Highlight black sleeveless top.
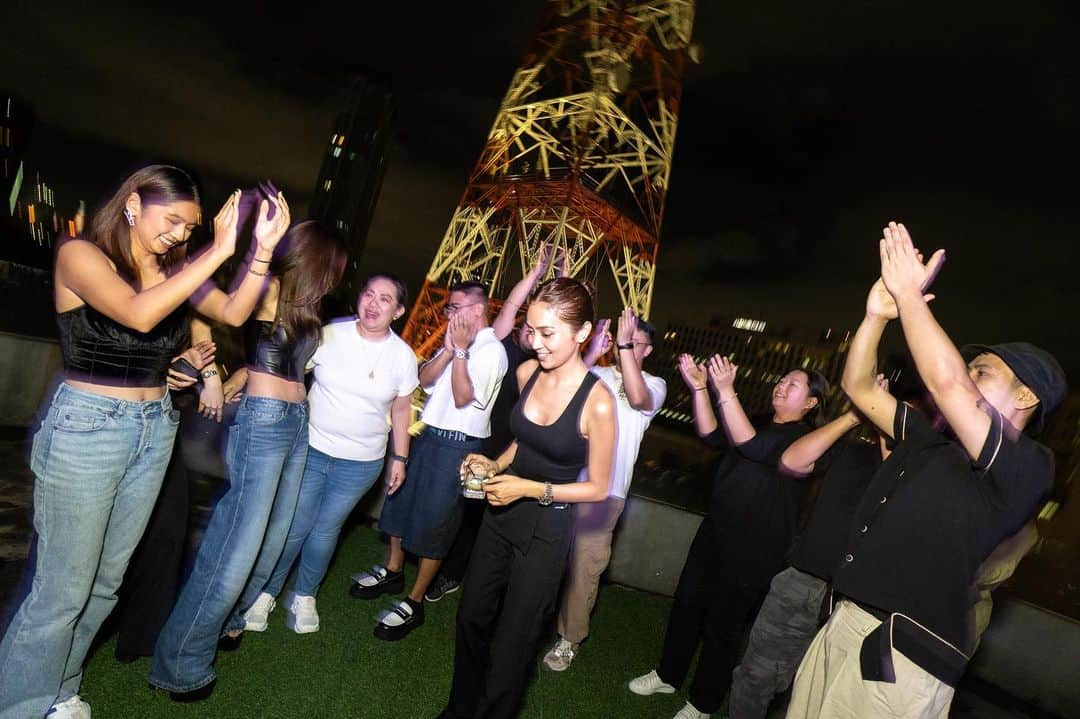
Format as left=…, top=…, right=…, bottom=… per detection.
left=487, top=368, right=601, bottom=551
left=244, top=320, right=317, bottom=381
left=57, top=303, right=189, bottom=387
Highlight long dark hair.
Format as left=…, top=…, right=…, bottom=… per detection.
left=794, top=368, right=830, bottom=428
left=87, top=165, right=200, bottom=283
left=272, top=220, right=347, bottom=342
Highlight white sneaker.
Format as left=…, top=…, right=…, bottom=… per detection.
left=628, top=669, right=676, bottom=695
left=242, top=592, right=276, bottom=632
left=285, top=593, right=320, bottom=634
left=542, top=637, right=578, bottom=671
left=47, top=695, right=91, bottom=718
left=672, top=701, right=709, bottom=719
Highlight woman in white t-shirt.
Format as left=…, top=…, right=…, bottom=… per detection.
left=241, top=274, right=419, bottom=634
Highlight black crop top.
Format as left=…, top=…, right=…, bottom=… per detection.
left=244, top=320, right=317, bottom=381
left=57, top=303, right=189, bottom=387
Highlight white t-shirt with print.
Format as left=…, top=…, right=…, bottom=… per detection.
left=307, top=318, right=419, bottom=461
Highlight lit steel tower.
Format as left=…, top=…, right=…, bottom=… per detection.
left=403, top=0, right=696, bottom=357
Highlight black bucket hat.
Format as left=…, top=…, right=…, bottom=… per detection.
left=960, top=342, right=1067, bottom=435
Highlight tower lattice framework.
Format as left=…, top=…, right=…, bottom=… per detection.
left=403, top=0, right=696, bottom=358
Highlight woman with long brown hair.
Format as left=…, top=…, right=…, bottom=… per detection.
left=0, top=165, right=290, bottom=719
left=150, top=219, right=347, bottom=702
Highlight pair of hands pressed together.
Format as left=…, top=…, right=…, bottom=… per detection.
left=866, top=221, right=945, bottom=321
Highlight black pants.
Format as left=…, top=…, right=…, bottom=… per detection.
left=657, top=519, right=769, bottom=714
left=441, top=498, right=485, bottom=582
left=112, top=451, right=190, bottom=659
left=446, top=510, right=573, bottom=719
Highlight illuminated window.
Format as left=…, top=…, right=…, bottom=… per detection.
left=331, top=133, right=338, bottom=145
left=337, top=135, right=346, bottom=146
left=332, top=147, right=342, bottom=158
left=323, top=179, right=332, bottom=191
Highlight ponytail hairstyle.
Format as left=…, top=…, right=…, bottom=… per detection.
left=272, top=220, right=348, bottom=342
left=531, top=276, right=596, bottom=334
left=88, top=164, right=200, bottom=282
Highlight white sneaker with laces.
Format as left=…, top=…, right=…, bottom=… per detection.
left=285, top=593, right=320, bottom=634
left=672, top=701, right=709, bottom=719
left=47, top=695, right=91, bottom=718
left=628, top=669, right=676, bottom=695
left=242, top=592, right=276, bottom=632
left=542, top=637, right=578, bottom=671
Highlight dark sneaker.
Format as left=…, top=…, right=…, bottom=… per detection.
left=349, top=564, right=404, bottom=599
left=424, top=575, right=461, bottom=602
left=374, top=597, right=424, bottom=641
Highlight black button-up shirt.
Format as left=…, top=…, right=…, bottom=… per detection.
left=832, top=403, right=1053, bottom=654
left=705, top=417, right=812, bottom=587
left=789, top=438, right=882, bottom=581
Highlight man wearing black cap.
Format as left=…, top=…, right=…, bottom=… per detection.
left=786, top=222, right=1066, bottom=719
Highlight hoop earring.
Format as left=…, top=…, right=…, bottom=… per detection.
left=123, top=208, right=135, bottom=227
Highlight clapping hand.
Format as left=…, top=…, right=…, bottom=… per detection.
left=707, top=354, right=738, bottom=392
left=615, top=307, right=637, bottom=347
left=211, top=190, right=242, bottom=259
left=586, top=318, right=613, bottom=359
left=677, top=353, right=707, bottom=391
left=253, top=189, right=291, bottom=255
left=868, top=221, right=944, bottom=319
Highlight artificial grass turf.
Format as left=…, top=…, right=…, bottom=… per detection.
left=78, top=524, right=694, bottom=718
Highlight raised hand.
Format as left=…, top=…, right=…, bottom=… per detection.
left=211, top=190, right=242, bottom=258
left=878, top=221, right=944, bottom=304
left=615, top=307, right=637, bottom=347
left=586, top=318, right=613, bottom=359
left=707, top=354, right=738, bottom=392
left=677, top=353, right=707, bottom=391
left=253, top=190, right=292, bottom=254
left=555, top=247, right=570, bottom=278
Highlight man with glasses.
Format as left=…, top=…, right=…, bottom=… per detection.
left=543, top=307, right=666, bottom=671
left=350, top=281, right=507, bottom=642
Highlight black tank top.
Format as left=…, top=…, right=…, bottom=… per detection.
left=508, top=368, right=598, bottom=484
left=244, top=319, right=317, bottom=381
left=487, top=368, right=600, bottom=551
left=57, top=303, right=189, bottom=387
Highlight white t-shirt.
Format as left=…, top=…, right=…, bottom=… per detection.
left=307, top=319, right=419, bottom=461
left=591, top=365, right=666, bottom=499
left=420, top=326, right=507, bottom=438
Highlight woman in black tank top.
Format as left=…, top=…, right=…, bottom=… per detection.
left=441, top=277, right=617, bottom=719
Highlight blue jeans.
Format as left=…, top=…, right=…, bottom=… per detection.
left=149, top=396, right=308, bottom=693
left=0, top=383, right=178, bottom=718
left=263, top=447, right=383, bottom=598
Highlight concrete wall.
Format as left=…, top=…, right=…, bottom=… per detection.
left=0, top=332, right=61, bottom=427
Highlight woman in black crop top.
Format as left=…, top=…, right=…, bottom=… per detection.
left=0, top=166, right=291, bottom=719
left=627, top=355, right=829, bottom=719
left=150, top=220, right=347, bottom=701
left=439, top=277, right=616, bottom=719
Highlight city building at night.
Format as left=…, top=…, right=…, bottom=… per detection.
left=309, top=77, right=394, bottom=316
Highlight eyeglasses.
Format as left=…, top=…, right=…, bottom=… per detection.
left=443, top=301, right=483, bottom=316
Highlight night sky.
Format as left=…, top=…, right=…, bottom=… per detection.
left=3, top=1, right=1078, bottom=375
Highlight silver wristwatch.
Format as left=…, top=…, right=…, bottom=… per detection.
left=538, top=481, right=554, bottom=506
left=453, top=348, right=470, bottom=360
